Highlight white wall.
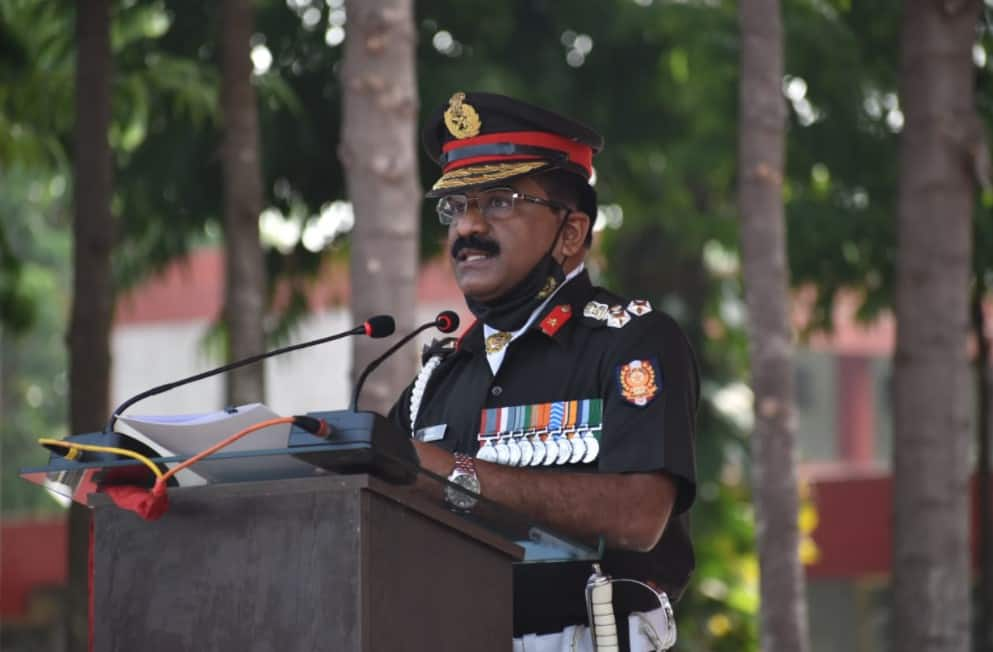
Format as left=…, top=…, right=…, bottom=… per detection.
left=111, top=302, right=459, bottom=419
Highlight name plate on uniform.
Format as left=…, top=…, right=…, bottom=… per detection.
left=414, top=423, right=447, bottom=442
left=476, top=399, right=602, bottom=467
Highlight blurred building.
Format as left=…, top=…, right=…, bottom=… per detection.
left=796, top=290, right=990, bottom=652
left=793, top=292, right=898, bottom=652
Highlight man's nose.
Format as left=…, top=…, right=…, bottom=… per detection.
left=451, top=202, right=489, bottom=237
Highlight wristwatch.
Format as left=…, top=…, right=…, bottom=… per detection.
left=444, top=453, right=481, bottom=512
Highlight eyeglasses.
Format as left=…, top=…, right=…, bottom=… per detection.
left=436, top=186, right=570, bottom=225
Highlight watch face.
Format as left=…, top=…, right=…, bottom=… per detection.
left=445, top=472, right=480, bottom=510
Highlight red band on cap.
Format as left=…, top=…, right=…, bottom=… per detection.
left=442, top=131, right=593, bottom=177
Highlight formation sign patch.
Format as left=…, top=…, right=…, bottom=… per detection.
left=617, top=358, right=661, bottom=406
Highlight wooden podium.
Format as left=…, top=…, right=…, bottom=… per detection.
left=89, top=474, right=523, bottom=652
left=21, top=411, right=599, bottom=651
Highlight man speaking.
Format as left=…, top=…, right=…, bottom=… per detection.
left=389, top=91, right=699, bottom=651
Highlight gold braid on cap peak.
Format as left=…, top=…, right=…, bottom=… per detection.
left=432, top=161, right=549, bottom=191
left=443, top=92, right=482, bottom=139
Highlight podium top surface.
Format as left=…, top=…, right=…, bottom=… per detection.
left=22, top=440, right=602, bottom=564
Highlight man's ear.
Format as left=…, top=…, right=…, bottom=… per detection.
left=559, top=211, right=591, bottom=257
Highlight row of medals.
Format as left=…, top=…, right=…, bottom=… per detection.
left=477, top=426, right=601, bottom=466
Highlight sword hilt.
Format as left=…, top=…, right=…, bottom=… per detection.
left=585, top=563, right=619, bottom=652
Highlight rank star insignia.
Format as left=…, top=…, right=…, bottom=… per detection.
left=617, top=358, right=661, bottom=406
left=583, top=301, right=609, bottom=321
left=443, top=92, right=482, bottom=139
left=606, top=305, right=631, bottom=329
left=626, top=299, right=653, bottom=316
left=485, top=331, right=513, bottom=353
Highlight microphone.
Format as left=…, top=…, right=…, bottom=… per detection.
left=350, top=310, right=460, bottom=412
left=363, top=315, right=397, bottom=338
left=434, top=310, right=459, bottom=334
left=107, top=315, right=396, bottom=433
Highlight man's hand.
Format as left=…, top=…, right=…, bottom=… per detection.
left=411, top=440, right=676, bottom=552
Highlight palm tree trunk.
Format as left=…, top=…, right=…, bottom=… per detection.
left=340, top=0, right=420, bottom=415
left=67, top=1, right=114, bottom=649
left=220, top=0, right=266, bottom=405
left=974, top=278, right=993, bottom=652
left=892, top=2, right=979, bottom=651
left=738, top=1, right=810, bottom=650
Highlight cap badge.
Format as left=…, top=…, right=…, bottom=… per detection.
left=444, top=92, right=481, bottom=139
left=617, top=358, right=661, bottom=407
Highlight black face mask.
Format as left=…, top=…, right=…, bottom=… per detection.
left=456, top=216, right=569, bottom=332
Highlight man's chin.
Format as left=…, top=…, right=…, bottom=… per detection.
left=455, top=275, right=503, bottom=304
left=455, top=268, right=499, bottom=301
left=458, top=284, right=502, bottom=304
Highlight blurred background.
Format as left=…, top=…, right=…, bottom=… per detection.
left=1, top=1, right=991, bottom=651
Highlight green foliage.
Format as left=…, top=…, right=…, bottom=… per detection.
left=783, top=0, right=903, bottom=331
left=0, top=0, right=73, bottom=171
left=0, top=219, right=37, bottom=334
left=0, top=167, right=71, bottom=515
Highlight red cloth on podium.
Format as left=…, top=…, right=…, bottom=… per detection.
left=100, top=484, right=168, bottom=520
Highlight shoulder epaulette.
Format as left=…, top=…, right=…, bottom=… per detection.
left=580, top=293, right=654, bottom=330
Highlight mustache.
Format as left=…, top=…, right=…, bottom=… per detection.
left=451, top=234, right=500, bottom=259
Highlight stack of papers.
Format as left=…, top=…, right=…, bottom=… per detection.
left=117, top=403, right=318, bottom=484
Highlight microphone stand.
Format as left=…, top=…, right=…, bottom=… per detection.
left=108, top=319, right=392, bottom=433
left=350, top=322, right=438, bottom=412
left=350, top=312, right=459, bottom=412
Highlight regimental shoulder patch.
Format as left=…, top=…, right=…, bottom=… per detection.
left=606, top=305, right=631, bottom=329
left=617, top=358, right=662, bottom=406
left=626, top=299, right=653, bottom=317
left=540, top=304, right=573, bottom=336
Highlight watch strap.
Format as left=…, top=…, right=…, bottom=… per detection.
left=453, top=452, right=476, bottom=476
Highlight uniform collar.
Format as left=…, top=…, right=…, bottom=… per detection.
left=456, top=268, right=593, bottom=354
left=528, top=268, right=595, bottom=346
left=458, top=268, right=595, bottom=355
